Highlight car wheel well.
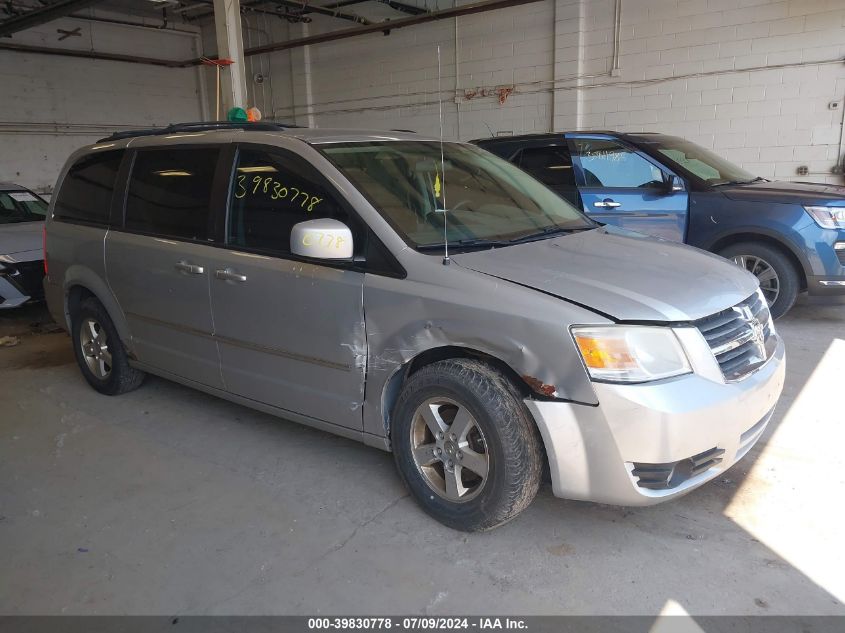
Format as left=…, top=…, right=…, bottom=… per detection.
left=383, top=346, right=550, bottom=476
left=66, top=285, right=97, bottom=322
left=710, top=233, right=807, bottom=291
left=406, top=346, right=532, bottom=396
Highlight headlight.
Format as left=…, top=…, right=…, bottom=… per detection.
left=804, top=206, right=845, bottom=229
left=572, top=325, right=691, bottom=383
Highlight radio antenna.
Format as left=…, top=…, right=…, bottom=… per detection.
left=437, top=45, right=450, bottom=266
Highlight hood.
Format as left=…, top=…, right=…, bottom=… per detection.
left=451, top=227, right=758, bottom=322
left=718, top=180, right=845, bottom=205
left=0, top=221, right=44, bottom=259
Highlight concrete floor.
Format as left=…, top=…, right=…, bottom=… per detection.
left=1, top=301, right=844, bottom=616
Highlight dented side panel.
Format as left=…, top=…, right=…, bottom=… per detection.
left=362, top=259, right=610, bottom=440
left=209, top=249, right=367, bottom=430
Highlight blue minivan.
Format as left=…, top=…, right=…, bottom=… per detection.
left=473, top=132, right=845, bottom=318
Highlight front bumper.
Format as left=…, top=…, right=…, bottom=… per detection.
left=0, top=256, right=45, bottom=309
left=526, top=337, right=785, bottom=506
left=805, top=228, right=845, bottom=295
left=807, top=275, right=845, bottom=296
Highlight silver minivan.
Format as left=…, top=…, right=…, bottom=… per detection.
left=44, top=123, right=785, bottom=531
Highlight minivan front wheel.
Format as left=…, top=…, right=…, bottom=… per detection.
left=71, top=297, right=145, bottom=395
left=392, top=359, right=542, bottom=531
left=718, top=242, right=800, bottom=319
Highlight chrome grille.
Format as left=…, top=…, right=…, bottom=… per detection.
left=695, top=292, right=776, bottom=381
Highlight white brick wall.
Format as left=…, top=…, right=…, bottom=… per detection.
left=242, top=0, right=844, bottom=183
left=553, top=0, right=845, bottom=182
left=1, top=16, right=204, bottom=194
left=5, top=0, right=841, bottom=189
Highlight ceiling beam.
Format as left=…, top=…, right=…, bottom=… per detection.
left=0, top=0, right=105, bottom=37
left=186, top=0, right=372, bottom=25
left=0, top=0, right=545, bottom=66
left=270, top=0, right=372, bottom=25
left=240, top=0, right=542, bottom=58
left=320, top=0, right=368, bottom=8
left=372, top=0, right=427, bottom=16
left=0, top=40, right=180, bottom=66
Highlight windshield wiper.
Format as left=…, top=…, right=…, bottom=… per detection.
left=417, top=226, right=593, bottom=251
left=508, top=225, right=592, bottom=243
left=417, top=237, right=511, bottom=251
left=714, top=176, right=767, bottom=186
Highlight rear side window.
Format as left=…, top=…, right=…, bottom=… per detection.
left=125, top=148, right=219, bottom=241
left=517, top=146, right=577, bottom=188
left=54, top=150, right=123, bottom=225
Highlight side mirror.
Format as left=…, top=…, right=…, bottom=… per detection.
left=664, top=174, right=685, bottom=193
left=290, top=218, right=354, bottom=260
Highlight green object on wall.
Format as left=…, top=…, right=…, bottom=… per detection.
left=227, top=107, right=248, bottom=122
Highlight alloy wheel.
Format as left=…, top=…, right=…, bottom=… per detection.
left=732, top=254, right=779, bottom=306
left=410, top=397, right=490, bottom=503
left=79, top=317, right=112, bottom=380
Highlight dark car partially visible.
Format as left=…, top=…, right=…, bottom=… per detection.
left=0, top=183, right=48, bottom=308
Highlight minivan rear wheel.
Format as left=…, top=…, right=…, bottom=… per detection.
left=391, top=358, right=542, bottom=531
left=718, top=242, right=800, bottom=319
left=71, top=297, right=145, bottom=395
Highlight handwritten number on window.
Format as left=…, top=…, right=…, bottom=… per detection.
left=271, top=182, right=288, bottom=200
left=234, top=171, right=323, bottom=212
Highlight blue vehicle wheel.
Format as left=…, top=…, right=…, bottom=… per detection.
left=719, top=242, right=800, bottom=319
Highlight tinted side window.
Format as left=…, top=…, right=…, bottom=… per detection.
left=228, top=148, right=357, bottom=256
left=125, top=148, right=219, bottom=240
left=517, top=146, right=576, bottom=188
left=573, top=139, right=665, bottom=188
left=54, top=150, right=123, bottom=225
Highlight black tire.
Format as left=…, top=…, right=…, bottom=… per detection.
left=71, top=297, right=145, bottom=395
left=391, top=358, right=543, bottom=532
left=718, top=241, right=801, bottom=319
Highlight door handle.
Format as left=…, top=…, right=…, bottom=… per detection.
left=175, top=260, right=205, bottom=275
left=215, top=268, right=247, bottom=283
left=593, top=199, right=621, bottom=208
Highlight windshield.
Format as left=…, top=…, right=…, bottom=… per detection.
left=0, top=190, right=48, bottom=224
left=321, top=141, right=592, bottom=249
left=643, top=136, right=758, bottom=186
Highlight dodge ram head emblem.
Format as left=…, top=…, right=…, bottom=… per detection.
left=750, top=317, right=767, bottom=358
left=733, top=305, right=768, bottom=359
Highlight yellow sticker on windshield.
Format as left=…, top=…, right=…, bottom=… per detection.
left=434, top=172, right=441, bottom=199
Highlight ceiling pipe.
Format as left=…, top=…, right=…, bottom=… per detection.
left=0, top=0, right=105, bottom=37
left=372, top=0, right=427, bottom=16
left=270, top=0, right=372, bottom=24
left=68, top=13, right=200, bottom=35
left=0, top=40, right=181, bottom=67
left=239, top=0, right=543, bottom=58
left=320, top=0, right=369, bottom=7
left=187, top=0, right=372, bottom=25
left=0, top=0, right=544, bottom=67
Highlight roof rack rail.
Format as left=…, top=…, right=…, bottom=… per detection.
left=97, top=121, right=300, bottom=143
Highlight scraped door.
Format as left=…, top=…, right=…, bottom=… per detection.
left=209, top=145, right=366, bottom=430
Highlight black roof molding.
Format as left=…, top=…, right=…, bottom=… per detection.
left=97, top=121, right=300, bottom=142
